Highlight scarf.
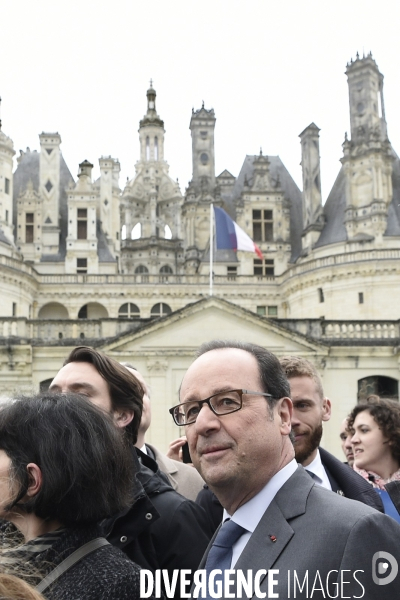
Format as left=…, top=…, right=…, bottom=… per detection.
left=354, top=466, right=400, bottom=490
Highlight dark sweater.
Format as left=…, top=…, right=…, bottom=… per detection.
left=28, top=524, right=150, bottom=600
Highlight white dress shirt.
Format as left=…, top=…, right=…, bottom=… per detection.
left=222, top=458, right=298, bottom=567
left=302, top=449, right=332, bottom=490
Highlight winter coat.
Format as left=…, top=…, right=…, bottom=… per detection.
left=102, top=448, right=213, bottom=598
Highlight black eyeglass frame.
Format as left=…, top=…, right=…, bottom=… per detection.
left=169, top=388, right=273, bottom=426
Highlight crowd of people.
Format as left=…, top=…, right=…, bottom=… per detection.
left=0, top=342, right=399, bottom=599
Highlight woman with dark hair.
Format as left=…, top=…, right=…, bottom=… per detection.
left=348, top=396, right=400, bottom=522
left=0, top=392, right=149, bottom=599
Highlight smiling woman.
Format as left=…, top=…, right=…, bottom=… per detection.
left=348, top=396, right=400, bottom=522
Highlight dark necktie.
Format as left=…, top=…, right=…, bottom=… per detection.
left=204, top=518, right=246, bottom=599
left=306, top=469, right=317, bottom=480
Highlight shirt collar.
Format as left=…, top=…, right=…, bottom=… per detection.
left=223, top=458, right=298, bottom=533
left=302, top=448, right=332, bottom=490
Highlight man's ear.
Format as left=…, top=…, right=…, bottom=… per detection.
left=322, top=397, right=331, bottom=422
left=26, top=463, right=43, bottom=498
left=113, top=410, right=135, bottom=429
left=278, top=397, right=293, bottom=434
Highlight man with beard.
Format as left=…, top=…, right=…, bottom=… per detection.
left=280, top=356, right=383, bottom=510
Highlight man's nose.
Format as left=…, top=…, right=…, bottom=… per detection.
left=345, top=435, right=353, bottom=449
left=195, top=402, right=221, bottom=434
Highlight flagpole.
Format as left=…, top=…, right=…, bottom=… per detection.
left=209, top=202, right=214, bottom=296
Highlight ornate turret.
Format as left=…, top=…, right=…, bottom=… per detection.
left=138, top=81, right=165, bottom=163
left=189, top=103, right=216, bottom=194
left=341, top=53, right=394, bottom=242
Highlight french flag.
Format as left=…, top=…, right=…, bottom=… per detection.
left=214, top=206, right=263, bottom=259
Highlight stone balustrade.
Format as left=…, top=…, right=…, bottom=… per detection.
left=272, top=319, right=400, bottom=342
left=37, top=273, right=275, bottom=285
left=0, top=318, right=144, bottom=342
left=1, top=316, right=399, bottom=345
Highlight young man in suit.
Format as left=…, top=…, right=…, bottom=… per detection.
left=280, top=355, right=382, bottom=509
left=172, top=340, right=400, bottom=599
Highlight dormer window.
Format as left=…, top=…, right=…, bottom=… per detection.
left=77, top=209, right=88, bottom=239
left=253, top=209, right=273, bottom=242
left=25, top=213, right=34, bottom=243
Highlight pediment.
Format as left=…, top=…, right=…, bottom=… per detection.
left=100, top=297, right=326, bottom=357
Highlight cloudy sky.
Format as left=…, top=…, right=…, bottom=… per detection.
left=1, top=0, right=398, bottom=201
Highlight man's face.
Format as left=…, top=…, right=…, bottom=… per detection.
left=289, top=376, right=331, bottom=466
left=340, top=418, right=354, bottom=466
left=181, top=348, right=293, bottom=511
left=50, top=361, right=113, bottom=413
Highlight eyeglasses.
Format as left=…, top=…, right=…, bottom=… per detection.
left=169, top=389, right=272, bottom=426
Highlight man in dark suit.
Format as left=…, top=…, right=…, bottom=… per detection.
left=172, top=340, right=399, bottom=599
left=280, top=355, right=383, bottom=510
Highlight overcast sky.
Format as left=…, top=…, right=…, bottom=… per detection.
left=1, top=0, right=399, bottom=202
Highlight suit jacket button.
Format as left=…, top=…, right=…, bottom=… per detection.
left=145, top=513, right=153, bottom=520
left=120, top=535, right=128, bottom=543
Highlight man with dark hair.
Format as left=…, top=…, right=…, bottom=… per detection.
left=50, top=346, right=213, bottom=596
left=171, top=340, right=400, bottom=599
left=52, top=345, right=144, bottom=443
left=279, top=355, right=382, bottom=509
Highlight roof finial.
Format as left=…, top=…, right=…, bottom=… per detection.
left=150, top=78, right=153, bottom=88
left=202, top=100, right=204, bottom=109
left=356, top=51, right=359, bottom=59
left=260, top=147, right=263, bottom=156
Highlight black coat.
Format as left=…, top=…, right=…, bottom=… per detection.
left=28, top=524, right=145, bottom=600
left=102, top=448, right=214, bottom=597
left=196, top=449, right=384, bottom=533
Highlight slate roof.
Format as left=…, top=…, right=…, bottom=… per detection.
left=315, top=154, right=400, bottom=248
left=226, top=155, right=303, bottom=262
left=385, top=155, right=400, bottom=236
left=12, top=150, right=115, bottom=263
left=314, top=167, right=347, bottom=248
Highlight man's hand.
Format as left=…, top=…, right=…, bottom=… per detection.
left=167, top=436, right=188, bottom=462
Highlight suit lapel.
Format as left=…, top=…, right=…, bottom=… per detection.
left=196, top=468, right=313, bottom=596
left=235, top=500, right=294, bottom=574
left=233, top=467, right=313, bottom=592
